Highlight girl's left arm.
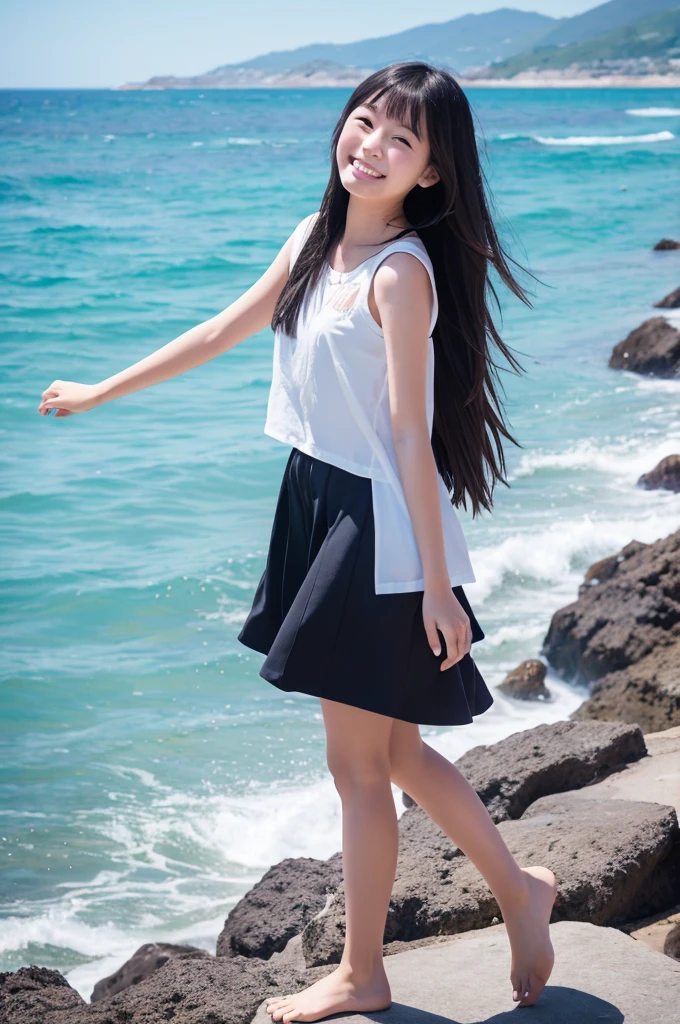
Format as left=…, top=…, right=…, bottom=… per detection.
left=374, top=253, right=471, bottom=670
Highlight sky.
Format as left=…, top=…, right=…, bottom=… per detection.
left=2, top=1, right=596, bottom=89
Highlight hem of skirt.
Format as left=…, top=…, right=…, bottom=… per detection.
left=256, top=668, right=495, bottom=727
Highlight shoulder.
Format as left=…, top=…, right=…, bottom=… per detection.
left=373, top=248, right=434, bottom=300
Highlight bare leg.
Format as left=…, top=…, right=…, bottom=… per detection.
left=266, top=697, right=395, bottom=1023
left=389, top=720, right=556, bottom=1008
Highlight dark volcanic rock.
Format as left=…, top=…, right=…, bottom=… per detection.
left=570, top=640, right=680, bottom=733
left=519, top=793, right=680, bottom=926
left=654, top=238, right=680, bottom=251
left=2, top=952, right=321, bottom=1024
left=453, top=719, right=646, bottom=823
left=608, top=317, right=680, bottom=378
left=498, top=658, right=551, bottom=700
left=0, top=966, right=86, bottom=1023
left=541, top=529, right=680, bottom=685
left=217, top=853, right=343, bottom=959
left=91, top=942, right=212, bottom=1001
left=664, top=921, right=680, bottom=959
left=637, top=454, right=680, bottom=492
left=301, top=793, right=680, bottom=967
left=654, top=285, right=680, bottom=309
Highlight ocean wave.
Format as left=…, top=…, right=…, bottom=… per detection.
left=533, top=131, right=674, bottom=146
left=626, top=108, right=680, bottom=117
left=468, top=505, right=680, bottom=607
left=508, top=436, right=680, bottom=482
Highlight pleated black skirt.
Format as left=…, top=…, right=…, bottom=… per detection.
left=237, top=447, right=494, bottom=726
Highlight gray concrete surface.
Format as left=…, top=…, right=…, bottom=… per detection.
left=251, top=920, right=680, bottom=1024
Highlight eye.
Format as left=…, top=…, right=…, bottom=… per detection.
left=357, top=117, right=411, bottom=147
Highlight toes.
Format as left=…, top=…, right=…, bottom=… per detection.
left=270, top=1003, right=292, bottom=1021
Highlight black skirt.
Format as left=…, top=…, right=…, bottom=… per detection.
left=237, top=447, right=494, bottom=727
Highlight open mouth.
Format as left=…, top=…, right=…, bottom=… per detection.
left=349, top=155, right=385, bottom=179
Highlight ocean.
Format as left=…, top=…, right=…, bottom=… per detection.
left=1, top=85, right=679, bottom=998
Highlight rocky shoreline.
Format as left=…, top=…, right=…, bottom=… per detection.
left=2, top=243, right=679, bottom=1023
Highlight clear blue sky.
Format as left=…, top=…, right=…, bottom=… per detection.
left=2, top=1, right=595, bottom=88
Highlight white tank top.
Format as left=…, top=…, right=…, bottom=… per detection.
left=264, top=211, right=476, bottom=595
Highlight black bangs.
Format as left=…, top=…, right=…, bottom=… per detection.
left=365, top=85, right=426, bottom=143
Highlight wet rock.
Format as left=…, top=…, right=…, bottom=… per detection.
left=654, top=238, right=680, bottom=251
left=498, top=658, right=551, bottom=700
left=216, top=853, right=343, bottom=959
left=300, top=792, right=680, bottom=967
left=570, top=640, right=680, bottom=733
left=541, top=529, right=680, bottom=685
left=637, top=454, right=680, bottom=492
left=91, top=942, right=212, bottom=1001
left=654, top=285, right=680, bottom=309
left=453, top=719, right=646, bottom=823
left=608, top=317, right=680, bottom=378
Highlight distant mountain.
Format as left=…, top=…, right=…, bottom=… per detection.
left=117, top=8, right=557, bottom=89
left=485, top=5, right=680, bottom=77
left=536, top=0, right=679, bottom=48
left=210, top=9, right=555, bottom=75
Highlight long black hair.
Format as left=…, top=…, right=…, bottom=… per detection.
left=271, top=61, right=531, bottom=517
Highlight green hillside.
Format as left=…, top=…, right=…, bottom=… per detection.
left=487, top=5, right=680, bottom=76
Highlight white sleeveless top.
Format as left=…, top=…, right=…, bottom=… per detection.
left=264, top=212, right=476, bottom=595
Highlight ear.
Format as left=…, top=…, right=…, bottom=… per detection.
left=418, top=164, right=440, bottom=189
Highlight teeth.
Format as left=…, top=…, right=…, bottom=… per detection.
left=353, top=158, right=383, bottom=178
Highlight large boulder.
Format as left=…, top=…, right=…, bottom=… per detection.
left=571, top=641, right=680, bottom=733
left=654, top=285, right=680, bottom=309
left=608, top=317, right=680, bottom=378
left=541, top=529, right=680, bottom=684
left=498, top=658, right=551, bottom=700
left=452, top=719, right=646, bottom=823
left=1, top=952, right=315, bottom=1024
left=654, top=238, right=680, bottom=251
left=300, top=793, right=679, bottom=967
left=637, top=454, right=680, bottom=492
left=91, top=942, right=211, bottom=1001
left=216, top=853, right=343, bottom=959
left=0, top=966, right=87, bottom=1023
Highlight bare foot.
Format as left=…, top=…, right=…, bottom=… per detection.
left=501, top=865, right=557, bottom=1008
left=265, top=962, right=391, bottom=1023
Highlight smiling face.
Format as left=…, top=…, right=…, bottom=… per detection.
left=336, top=91, right=440, bottom=203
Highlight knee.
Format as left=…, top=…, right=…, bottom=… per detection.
left=389, top=731, right=426, bottom=783
left=326, top=748, right=391, bottom=800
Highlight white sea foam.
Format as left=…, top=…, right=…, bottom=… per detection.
left=534, top=130, right=674, bottom=146
left=626, top=107, right=680, bottom=117
left=509, top=435, right=680, bottom=484
left=468, top=505, right=680, bottom=608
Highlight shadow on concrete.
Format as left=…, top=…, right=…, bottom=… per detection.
left=307, top=986, right=623, bottom=1023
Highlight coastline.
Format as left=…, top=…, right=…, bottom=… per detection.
left=112, top=72, right=680, bottom=91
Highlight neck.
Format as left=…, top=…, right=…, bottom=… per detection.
left=343, top=195, right=411, bottom=247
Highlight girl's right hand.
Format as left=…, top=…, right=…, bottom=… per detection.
left=38, top=380, right=101, bottom=417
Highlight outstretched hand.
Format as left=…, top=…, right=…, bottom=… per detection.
left=38, top=380, right=101, bottom=417
left=422, top=586, right=471, bottom=670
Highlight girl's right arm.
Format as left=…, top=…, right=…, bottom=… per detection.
left=37, top=227, right=297, bottom=417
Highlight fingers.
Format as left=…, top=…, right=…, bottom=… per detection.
left=424, top=619, right=441, bottom=657
left=439, top=617, right=472, bottom=671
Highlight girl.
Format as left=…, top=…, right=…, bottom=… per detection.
left=38, top=62, right=556, bottom=1019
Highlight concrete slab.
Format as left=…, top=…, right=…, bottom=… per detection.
left=571, top=725, right=679, bottom=817
left=252, top=921, right=680, bottom=1024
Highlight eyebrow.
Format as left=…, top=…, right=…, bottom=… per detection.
left=361, top=101, right=419, bottom=137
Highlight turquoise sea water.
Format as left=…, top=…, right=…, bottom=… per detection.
left=1, top=86, right=679, bottom=996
